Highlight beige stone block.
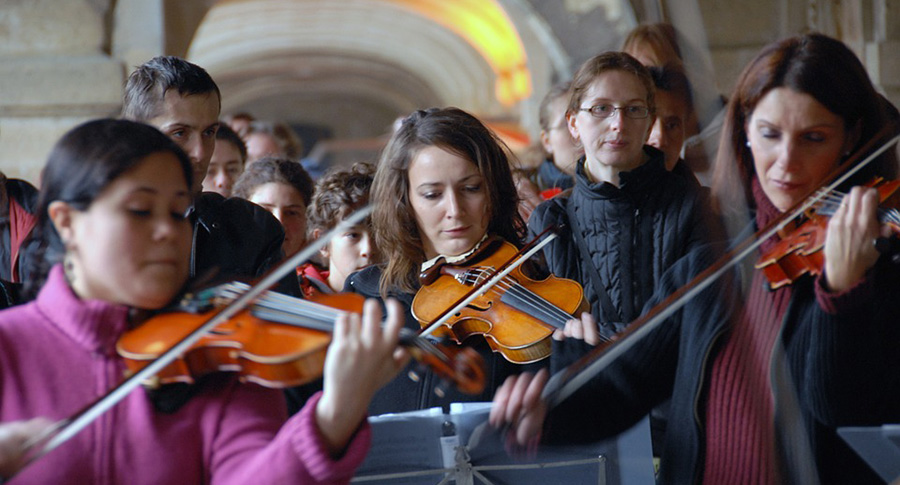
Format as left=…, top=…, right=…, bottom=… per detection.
left=0, top=117, right=93, bottom=186
left=710, top=46, right=765, bottom=97
left=875, top=0, right=900, bottom=41
left=0, top=0, right=112, bottom=56
left=699, top=0, right=780, bottom=47
left=0, top=56, right=124, bottom=116
left=884, top=87, right=900, bottom=113
left=865, top=40, right=900, bottom=89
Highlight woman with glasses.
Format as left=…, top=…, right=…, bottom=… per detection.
left=491, top=33, right=900, bottom=483
left=529, top=51, right=714, bottom=344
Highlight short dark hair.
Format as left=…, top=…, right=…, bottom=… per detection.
left=122, top=56, right=221, bottom=122
left=215, top=123, right=247, bottom=164
left=647, top=62, right=694, bottom=114
left=232, top=157, right=315, bottom=206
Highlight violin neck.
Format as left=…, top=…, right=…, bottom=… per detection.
left=216, top=282, right=342, bottom=332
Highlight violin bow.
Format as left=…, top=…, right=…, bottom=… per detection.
left=543, top=127, right=900, bottom=408
left=17, top=205, right=374, bottom=471
left=419, top=226, right=559, bottom=338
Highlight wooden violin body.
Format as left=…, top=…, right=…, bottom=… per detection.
left=756, top=177, right=900, bottom=289
left=412, top=237, right=587, bottom=364
left=118, top=307, right=333, bottom=389
left=118, top=286, right=486, bottom=394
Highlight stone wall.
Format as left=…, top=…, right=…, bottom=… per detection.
left=0, top=0, right=124, bottom=184
left=0, top=0, right=897, bottom=187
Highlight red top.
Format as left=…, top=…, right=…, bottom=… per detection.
left=297, top=262, right=332, bottom=299
left=702, top=180, right=791, bottom=484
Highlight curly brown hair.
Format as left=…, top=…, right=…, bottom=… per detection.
left=232, top=157, right=314, bottom=205
left=307, top=162, right=375, bottom=237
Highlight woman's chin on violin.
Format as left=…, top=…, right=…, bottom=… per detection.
left=0, top=119, right=408, bottom=483
left=493, top=33, right=900, bottom=484
left=347, top=107, right=568, bottom=414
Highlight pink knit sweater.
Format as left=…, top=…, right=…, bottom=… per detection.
left=0, top=266, right=370, bottom=484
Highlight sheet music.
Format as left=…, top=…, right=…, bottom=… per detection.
left=355, top=403, right=654, bottom=485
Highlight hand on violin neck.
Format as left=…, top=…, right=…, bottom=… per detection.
left=552, top=312, right=601, bottom=346
left=489, top=369, right=549, bottom=450
left=316, top=298, right=409, bottom=456
left=824, top=186, right=881, bottom=292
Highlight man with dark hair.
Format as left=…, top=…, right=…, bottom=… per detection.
left=122, top=56, right=285, bottom=282
left=647, top=62, right=700, bottom=186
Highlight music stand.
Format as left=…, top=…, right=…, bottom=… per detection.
left=353, top=403, right=654, bottom=485
left=838, top=424, right=900, bottom=482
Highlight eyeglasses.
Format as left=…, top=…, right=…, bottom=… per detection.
left=579, top=104, right=652, bottom=119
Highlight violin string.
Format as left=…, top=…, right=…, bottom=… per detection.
left=813, top=189, right=900, bottom=225
left=463, top=267, right=599, bottom=331
left=465, top=268, right=573, bottom=326
left=217, top=282, right=343, bottom=327
left=470, top=268, right=614, bottom=343
left=219, top=283, right=458, bottom=368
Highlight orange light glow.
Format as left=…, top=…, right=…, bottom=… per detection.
left=391, top=0, right=532, bottom=106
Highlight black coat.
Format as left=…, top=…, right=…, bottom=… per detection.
left=545, top=234, right=900, bottom=483
left=529, top=146, right=714, bottom=338
left=191, top=193, right=286, bottom=283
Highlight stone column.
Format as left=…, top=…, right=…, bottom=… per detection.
left=0, top=0, right=167, bottom=186
left=867, top=0, right=900, bottom=108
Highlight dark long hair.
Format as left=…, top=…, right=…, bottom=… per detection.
left=712, top=33, right=898, bottom=217
left=373, top=107, right=525, bottom=296
left=23, top=119, right=192, bottom=296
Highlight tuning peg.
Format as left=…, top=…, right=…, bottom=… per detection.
left=407, top=369, right=421, bottom=383
left=433, top=380, right=448, bottom=398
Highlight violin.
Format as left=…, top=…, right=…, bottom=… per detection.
left=18, top=206, right=381, bottom=470
left=117, top=282, right=487, bottom=395
left=756, top=177, right=900, bottom=289
left=542, top=129, right=900, bottom=409
left=412, top=235, right=589, bottom=364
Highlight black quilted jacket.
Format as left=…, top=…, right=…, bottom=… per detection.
left=528, top=146, right=713, bottom=338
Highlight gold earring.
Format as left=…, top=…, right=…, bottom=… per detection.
left=63, top=253, right=75, bottom=284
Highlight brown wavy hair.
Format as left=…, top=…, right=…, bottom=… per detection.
left=372, top=107, right=525, bottom=296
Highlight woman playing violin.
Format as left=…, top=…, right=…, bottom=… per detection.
left=491, top=33, right=900, bottom=484
left=346, top=107, right=534, bottom=414
left=0, top=119, right=408, bottom=483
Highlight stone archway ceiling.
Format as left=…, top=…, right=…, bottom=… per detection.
left=187, top=0, right=528, bottom=121
left=390, top=0, right=532, bottom=105
left=213, top=52, right=437, bottom=116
